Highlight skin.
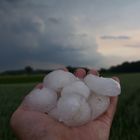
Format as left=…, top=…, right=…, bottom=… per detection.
left=74, top=68, right=87, bottom=78
left=10, top=69, right=119, bottom=140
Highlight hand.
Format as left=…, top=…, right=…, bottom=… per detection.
left=10, top=69, right=119, bottom=140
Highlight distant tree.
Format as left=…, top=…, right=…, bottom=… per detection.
left=108, top=61, right=140, bottom=73
left=25, top=66, right=33, bottom=74
left=100, top=68, right=107, bottom=73
left=66, top=66, right=76, bottom=73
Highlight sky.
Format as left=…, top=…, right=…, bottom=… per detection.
left=0, top=0, right=140, bottom=71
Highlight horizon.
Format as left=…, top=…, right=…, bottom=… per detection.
left=1, top=60, right=140, bottom=73
left=0, top=0, right=140, bottom=71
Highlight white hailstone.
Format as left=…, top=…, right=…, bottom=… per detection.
left=84, top=74, right=121, bottom=96
left=23, top=87, right=57, bottom=112
left=55, top=94, right=83, bottom=121
left=49, top=94, right=91, bottom=126
left=88, top=93, right=110, bottom=120
left=43, top=70, right=77, bottom=92
left=65, top=99, right=91, bottom=126
left=61, top=81, right=91, bottom=99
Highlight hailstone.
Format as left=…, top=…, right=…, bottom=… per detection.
left=88, top=93, right=110, bottom=120
left=61, top=81, right=90, bottom=99
left=43, top=70, right=77, bottom=92
left=23, top=87, right=57, bottom=112
left=84, top=74, right=121, bottom=96
left=49, top=94, right=91, bottom=126
left=23, top=70, right=121, bottom=127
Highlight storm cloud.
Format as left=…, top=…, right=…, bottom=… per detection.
left=0, top=0, right=140, bottom=71
left=100, top=35, right=131, bottom=40
left=0, top=0, right=103, bottom=71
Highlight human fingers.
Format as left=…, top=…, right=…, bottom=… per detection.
left=103, top=77, right=120, bottom=121
left=106, top=96, right=118, bottom=121
left=58, top=67, right=68, bottom=71
left=35, top=83, right=44, bottom=89
left=88, top=69, right=99, bottom=76
left=74, top=68, right=86, bottom=78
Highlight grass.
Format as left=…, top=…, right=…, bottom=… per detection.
left=0, top=83, right=36, bottom=140
left=0, top=73, right=140, bottom=140
left=110, top=73, right=140, bottom=140
left=0, top=74, right=44, bottom=84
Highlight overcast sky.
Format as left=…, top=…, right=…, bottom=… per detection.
left=0, top=0, right=140, bottom=71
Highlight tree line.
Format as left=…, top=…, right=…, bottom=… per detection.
left=100, top=61, right=140, bottom=73
left=1, top=60, right=140, bottom=75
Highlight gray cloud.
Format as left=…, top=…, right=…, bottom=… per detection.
left=100, top=35, right=131, bottom=40
left=48, top=17, right=61, bottom=24
left=125, top=44, right=140, bottom=48
left=0, top=0, right=139, bottom=71
left=0, top=0, right=103, bottom=71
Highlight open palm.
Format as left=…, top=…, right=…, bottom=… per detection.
left=11, top=69, right=119, bottom=140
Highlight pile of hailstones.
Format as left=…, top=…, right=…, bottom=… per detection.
left=23, top=70, right=121, bottom=126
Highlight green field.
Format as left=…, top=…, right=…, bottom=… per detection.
left=0, top=73, right=140, bottom=140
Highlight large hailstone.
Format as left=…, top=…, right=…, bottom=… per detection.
left=49, top=94, right=91, bottom=126
left=23, top=70, right=121, bottom=127
left=43, top=70, right=77, bottom=92
left=23, top=87, right=57, bottom=112
left=84, top=74, right=121, bottom=96
left=88, top=93, right=110, bottom=120
left=61, top=81, right=90, bottom=99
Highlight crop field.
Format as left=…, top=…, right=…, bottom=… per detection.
left=0, top=73, right=140, bottom=140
